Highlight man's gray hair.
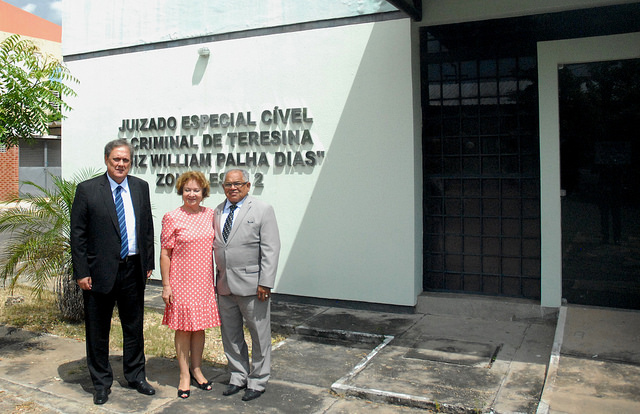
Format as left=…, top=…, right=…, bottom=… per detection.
left=104, top=139, right=134, bottom=158
left=223, top=169, right=250, bottom=182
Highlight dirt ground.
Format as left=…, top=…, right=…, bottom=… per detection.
left=0, top=390, right=54, bottom=414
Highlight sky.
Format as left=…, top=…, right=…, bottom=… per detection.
left=4, top=0, right=62, bottom=26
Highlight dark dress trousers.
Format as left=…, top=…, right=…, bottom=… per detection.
left=70, top=173, right=154, bottom=391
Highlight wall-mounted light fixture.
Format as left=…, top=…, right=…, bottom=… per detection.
left=198, top=47, right=210, bottom=57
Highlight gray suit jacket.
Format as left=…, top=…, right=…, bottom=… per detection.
left=213, top=195, right=280, bottom=296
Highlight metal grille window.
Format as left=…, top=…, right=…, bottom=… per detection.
left=421, top=25, right=541, bottom=299
left=47, top=139, right=61, bottom=167
left=19, top=138, right=61, bottom=167
left=19, top=139, right=46, bottom=167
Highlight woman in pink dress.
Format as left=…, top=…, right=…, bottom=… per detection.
left=160, top=171, right=220, bottom=399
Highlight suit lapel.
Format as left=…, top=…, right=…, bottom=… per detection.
left=226, top=196, right=252, bottom=244
left=128, top=177, right=141, bottom=237
left=100, top=174, right=120, bottom=235
left=215, top=203, right=225, bottom=238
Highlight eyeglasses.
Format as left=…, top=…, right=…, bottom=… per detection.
left=223, top=181, right=247, bottom=189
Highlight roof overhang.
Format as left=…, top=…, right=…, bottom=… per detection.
left=386, top=0, right=422, bottom=21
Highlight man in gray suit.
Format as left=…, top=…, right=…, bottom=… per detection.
left=213, top=169, right=280, bottom=402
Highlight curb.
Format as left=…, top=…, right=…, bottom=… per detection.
left=536, top=305, right=567, bottom=414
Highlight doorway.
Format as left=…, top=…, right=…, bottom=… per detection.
left=558, top=59, right=640, bottom=309
left=537, top=32, right=640, bottom=308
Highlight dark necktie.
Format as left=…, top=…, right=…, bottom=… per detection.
left=115, top=185, right=129, bottom=259
left=222, top=204, right=237, bottom=242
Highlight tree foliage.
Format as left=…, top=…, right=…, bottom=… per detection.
left=0, top=34, right=77, bottom=148
left=0, top=169, right=99, bottom=321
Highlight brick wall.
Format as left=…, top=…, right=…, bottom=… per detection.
left=0, top=146, right=19, bottom=201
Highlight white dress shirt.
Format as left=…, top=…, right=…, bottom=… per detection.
left=221, top=197, right=246, bottom=231
left=107, top=175, right=138, bottom=255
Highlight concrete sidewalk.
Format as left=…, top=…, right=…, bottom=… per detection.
left=0, top=285, right=638, bottom=413
left=537, top=305, right=640, bottom=414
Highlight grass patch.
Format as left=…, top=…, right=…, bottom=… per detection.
left=0, top=286, right=85, bottom=340
left=0, top=285, right=286, bottom=368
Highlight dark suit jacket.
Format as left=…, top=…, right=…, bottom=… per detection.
left=70, top=173, right=154, bottom=293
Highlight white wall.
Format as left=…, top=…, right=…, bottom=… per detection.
left=63, top=0, right=397, bottom=55
left=62, top=18, right=420, bottom=306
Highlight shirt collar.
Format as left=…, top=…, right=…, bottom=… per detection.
left=107, top=175, right=129, bottom=193
left=225, top=196, right=247, bottom=211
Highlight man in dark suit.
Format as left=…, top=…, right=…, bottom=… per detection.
left=71, top=139, right=155, bottom=405
left=213, top=169, right=280, bottom=402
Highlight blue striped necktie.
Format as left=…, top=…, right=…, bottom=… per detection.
left=222, top=204, right=237, bottom=242
left=115, top=186, right=129, bottom=259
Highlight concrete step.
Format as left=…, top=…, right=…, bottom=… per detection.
left=416, top=292, right=558, bottom=322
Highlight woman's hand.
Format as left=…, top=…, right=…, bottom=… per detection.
left=162, top=285, right=172, bottom=305
left=160, top=247, right=173, bottom=305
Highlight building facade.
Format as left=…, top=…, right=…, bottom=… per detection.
left=0, top=0, right=63, bottom=200
left=61, top=0, right=640, bottom=310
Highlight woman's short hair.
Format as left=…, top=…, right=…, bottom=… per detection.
left=176, top=171, right=210, bottom=198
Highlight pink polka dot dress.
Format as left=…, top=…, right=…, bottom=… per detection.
left=161, top=206, right=220, bottom=331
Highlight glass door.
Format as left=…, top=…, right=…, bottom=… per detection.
left=559, top=59, right=640, bottom=309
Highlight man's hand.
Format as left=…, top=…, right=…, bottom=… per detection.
left=77, top=277, right=92, bottom=291
left=146, top=270, right=153, bottom=279
left=257, top=285, right=271, bottom=302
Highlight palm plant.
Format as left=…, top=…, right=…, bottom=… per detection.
left=0, top=169, right=99, bottom=321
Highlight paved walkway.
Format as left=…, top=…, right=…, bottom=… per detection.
left=0, top=285, right=638, bottom=413
left=538, top=305, right=640, bottom=414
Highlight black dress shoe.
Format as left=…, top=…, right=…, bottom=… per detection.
left=93, top=388, right=111, bottom=405
left=128, top=380, right=156, bottom=395
left=242, top=388, right=264, bottom=401
left=222, top=383, right=246, bottom=396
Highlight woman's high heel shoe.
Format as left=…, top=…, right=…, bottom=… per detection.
left=190, top=371, right=213, bottom=391
left=177, top=389, right=190, bottom=399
